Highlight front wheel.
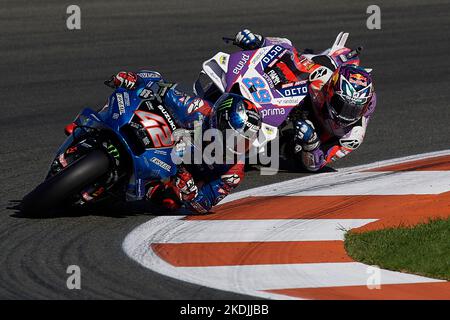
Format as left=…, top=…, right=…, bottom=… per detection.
left=21, top=149, right=111, bottom=216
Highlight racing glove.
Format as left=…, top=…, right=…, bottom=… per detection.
left=107, top=71, right=138, bottom=90
left=172, top=167, right=199, bottom=202
left=294, top=119, right=320, bottom=153
left=234, top=29, right=264, bottom=50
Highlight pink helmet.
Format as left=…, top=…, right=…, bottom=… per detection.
left=323, top=64, right=374, bottom=126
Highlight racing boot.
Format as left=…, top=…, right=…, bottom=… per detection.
left=146, top=181, right=181, bottom=211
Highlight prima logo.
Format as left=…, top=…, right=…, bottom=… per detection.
left=233, top=54, right=250, bottom=75
left=260, top=107, right=286, bottom=118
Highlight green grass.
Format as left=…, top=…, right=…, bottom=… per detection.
left=344, top=217, right=450, bottom=280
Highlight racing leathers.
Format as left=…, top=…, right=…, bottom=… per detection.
left=109, top=70, right=245, bottom=213
left=234, top=29, right=377, bottom=171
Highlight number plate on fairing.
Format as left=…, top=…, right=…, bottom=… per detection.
left=129, top=99, right=179, bottom=149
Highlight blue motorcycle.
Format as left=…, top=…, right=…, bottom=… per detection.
left=22, top=75, right=183, bottom=215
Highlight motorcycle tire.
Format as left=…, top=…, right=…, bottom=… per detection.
left=21, top=149, right=111, bottom=216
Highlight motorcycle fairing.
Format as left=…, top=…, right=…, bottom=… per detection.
left=66, top=85, right=179, bottom=200
left=194, top=45, right=309, bottom=152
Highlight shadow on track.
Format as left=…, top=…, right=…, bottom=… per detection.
left=245, top=161, right=338, bottom=174
left=6, top=198, right=190, bottom=220
left=244, top=130, right=338, bottom=174
left=8, top=162, right=337, bottom=220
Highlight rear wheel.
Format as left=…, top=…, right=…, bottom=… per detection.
left=21, top=149, right=111, bottom=216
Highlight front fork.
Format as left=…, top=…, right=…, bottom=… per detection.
left=49, top=130, right=124, bottom=205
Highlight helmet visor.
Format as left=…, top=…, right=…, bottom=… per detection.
left=212, top=93, right=261, bottom=155
left=328, top=94, right=366, bottom=124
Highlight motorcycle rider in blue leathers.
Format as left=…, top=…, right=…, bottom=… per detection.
left=233, top=29, right=376, bottom=172
left=66, top=70, right=262, bottom=214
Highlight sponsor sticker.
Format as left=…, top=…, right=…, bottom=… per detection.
left=261, top=45, right=285, bottom=68
left=116, top=93, right=125, bottom=115
left=349, top=73, right=368, bottom=86
left=139, top=88, right=153, bottom=99
left=59, top=153, right=68, bottom=167
left=277, top=84, right=308, bottom=97
left=157, top=104, right=177, bottom=131
left=340, top=139, right=361, bottom=150
left=310, top=66, right=330, bottom=81
left=221, top=173, right=241, bottom=186
left=299, top=56, right=315, bottom=71
left=260, top=107, right=286, bottom=119
left=158, top=83, right=174, bottom=97
left=137, top=71, right=161, bottom=79
left=219, top=55, right=228, bottom=66
left=143, top=100, right=154, bottom=110
left=187, top=98, right=204, bottom=114
left=267, top=69, right=281, bottom=86
left=150, top=157, right=172, bottom=172
left=123, top=92, right=130, bottom=106
left=82, top=192, right=94, bottom=201
left=272, top=96, right=305, bottom=106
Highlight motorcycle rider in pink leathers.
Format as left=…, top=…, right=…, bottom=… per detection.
left=234, top=29, right=376, bottom=171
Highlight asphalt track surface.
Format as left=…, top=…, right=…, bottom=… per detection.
left=0, top=0, right=449, bottom=299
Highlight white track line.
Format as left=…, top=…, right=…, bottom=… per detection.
left=123, top=227, right=299, bottom=300
left=122, top=149, right=450, bottom=299
left=235, top=171, right=450, bottom=196
left=137, top=219, right=377, bottom=243
left=222, top=149, right=450, bottom=202
left=174, top=262, right=443, bottom=291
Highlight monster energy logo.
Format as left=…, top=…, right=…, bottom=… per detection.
left=218, top=97, right=233, bottom=110
left=106, top=144, right=120, bottom=159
